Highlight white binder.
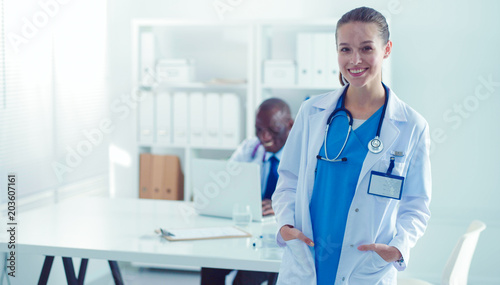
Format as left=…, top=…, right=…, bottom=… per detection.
left=156, top=92, right=172, bottom=144
left=140, top=32, right=155, bottom=86
left=312, top=33, right=329, bottom=87
left=189, top=92, right=205, bottom=146
left=172, top=92, right=188, bottom=145
left=139, top=91, right=155, bottom=143
left=296, top=33, right=313, bottom=86
left=221, top=93, right=241, bottom=147
left=205, top=92, right=221, bottom=146
left=325, top=33, right=341, bottom=88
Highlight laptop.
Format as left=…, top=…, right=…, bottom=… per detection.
left=192, top=158, right=273, bottom=222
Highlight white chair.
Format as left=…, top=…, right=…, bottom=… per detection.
left=398, top=220, right=486, bottom=285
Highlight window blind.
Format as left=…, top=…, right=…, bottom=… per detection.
left=0, top=0, right=109, bottom=203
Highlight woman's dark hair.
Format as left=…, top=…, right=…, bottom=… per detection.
left=336, top=6, right=390, bottom=45
left=336, top=7, right=390, bottom=86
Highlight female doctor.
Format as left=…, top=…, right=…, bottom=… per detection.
left=272, top=7, right=431, bottom=285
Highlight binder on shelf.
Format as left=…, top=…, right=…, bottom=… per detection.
left=151, top=154, right=164, bottom=199
left=161, top=155, right=184, bottom=200
left=140, top=32, right=156, bottom=86
left=312, top=33, right=328, bottom=87
left=189, top=92, right=205, bottom=146
left=296, top=33, right=313, bottom=86
left=139, top=91, right=155, bottom=143
left=172, top=92, right=188, bottom=145
left=156, top=92, right=172, bottom=144
left=139, top=153, right=153, bottom=199
left=140, top=154, right=184, bottom=200
left=221, top=93, right=241, bottom=147
left=205, top=92, right=221, bottom=146
left=326, top=33, right=341, bottom=88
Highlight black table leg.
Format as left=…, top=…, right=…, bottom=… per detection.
left=108, top=260, right=124, bottom=285
left=77, top=258, right=89, bottom=285
left=38, top=256, right=54, bottom=285
left=38, top=256, right=122, bottom=285
left=268, top=273, right=278, bottom=285
left=62, top=257, right=78, bottom=285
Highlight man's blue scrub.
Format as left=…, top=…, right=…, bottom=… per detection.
left=310, top=96, right=383, bottom=283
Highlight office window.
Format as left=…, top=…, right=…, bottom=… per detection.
left=0, top=0, right=4, bottom=109
left=0, top=0, right=108, bottom=203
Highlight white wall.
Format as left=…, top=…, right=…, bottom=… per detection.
left=107, top=0, right=500, bottom=283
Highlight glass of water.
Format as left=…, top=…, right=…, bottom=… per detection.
left=233, top=204, right=252, bottom=227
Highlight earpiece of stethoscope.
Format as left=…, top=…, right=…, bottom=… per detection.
left=368, top=136, right=383, bottom=154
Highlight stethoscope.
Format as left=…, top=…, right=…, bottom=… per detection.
left=251, top=142, right=266, bottom=162
left=317, top=84, right=389, bottom=163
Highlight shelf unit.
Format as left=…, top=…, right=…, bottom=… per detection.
left=132, top=19, right=391, bottom=202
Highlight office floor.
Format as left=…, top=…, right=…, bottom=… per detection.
left=87, top=262, right=201, bottom=285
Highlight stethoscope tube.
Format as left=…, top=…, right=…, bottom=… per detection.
left=368, top=83, right=389, bottom=154
left=321, top=108, right=353, bottom=162
left=251, top=142, right=266, bottom=162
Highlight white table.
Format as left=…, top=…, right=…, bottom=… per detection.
left=0, top=197, right=282, bottom=284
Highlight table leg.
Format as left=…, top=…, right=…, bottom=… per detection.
left=1, top=253, right=11, bottom=285
left=62, top=257, right=78, bottom=285
left=38, top=256, right=54, bottom=285
left=268, top=273, right=278, bottom=285
left=77, top=258, right=89, bottom=285
left=108, top=260, right=124, bottom=285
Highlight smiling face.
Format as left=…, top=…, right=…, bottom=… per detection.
left=255, top=107, right=292, bottom=153
left=337, top=21, right=392, bottom=89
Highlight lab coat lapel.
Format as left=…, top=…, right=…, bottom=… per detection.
left=357, top=118, right=399, bottom=182
left=357, top=87, right=406, bottom=183
left=305, top=88, right=345, bottom=200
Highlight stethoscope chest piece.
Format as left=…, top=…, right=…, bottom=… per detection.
left=368, top=136, right=383, bottom=154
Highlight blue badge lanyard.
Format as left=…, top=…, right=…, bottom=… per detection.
left=386, top=157, right=395, bottom=175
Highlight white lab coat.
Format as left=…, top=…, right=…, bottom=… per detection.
left=231, top=137, right=284, bottom=196
left=230, top=137, right=266, bottom=165
left=272, top=85, right=432, bottom=285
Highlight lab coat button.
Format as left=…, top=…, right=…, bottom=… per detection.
left=342, top=277, right=345, bottom=281
left=355, top=208, right=359, bottom=212
left=350, top=244, right=354, bottom=248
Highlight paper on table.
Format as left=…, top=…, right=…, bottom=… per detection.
left=157, top=226, right=251, bottom=241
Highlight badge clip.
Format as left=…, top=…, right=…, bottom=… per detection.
left=391, top=151, right=405, bottom=157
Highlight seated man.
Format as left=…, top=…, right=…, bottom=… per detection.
left=200, top=98, right=294, bottom=285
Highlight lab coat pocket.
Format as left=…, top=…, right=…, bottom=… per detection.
left=284, top=239, right=315, bottom=277
left=378, top=157, right=406, bottom=177
left=348, top=251, right=390, bottom=284
left=371, top=251, right=390, bottom=269
left=371, top=158, right=406, bottom=204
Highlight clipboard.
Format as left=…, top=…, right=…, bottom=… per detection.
left=155, top=226, right=251, bottom=241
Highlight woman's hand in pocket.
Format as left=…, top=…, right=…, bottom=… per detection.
left=357, top=244, right=401, bottom=262
left=280, top=225, right=314, bottom=246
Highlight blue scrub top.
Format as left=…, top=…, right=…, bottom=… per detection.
left=310, top=96, right=383, bottom=284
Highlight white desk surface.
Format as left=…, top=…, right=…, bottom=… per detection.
left=0, top=197, right=282, bottom=272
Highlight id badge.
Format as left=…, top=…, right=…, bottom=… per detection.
left=368, top=171, right=404, bottom=200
